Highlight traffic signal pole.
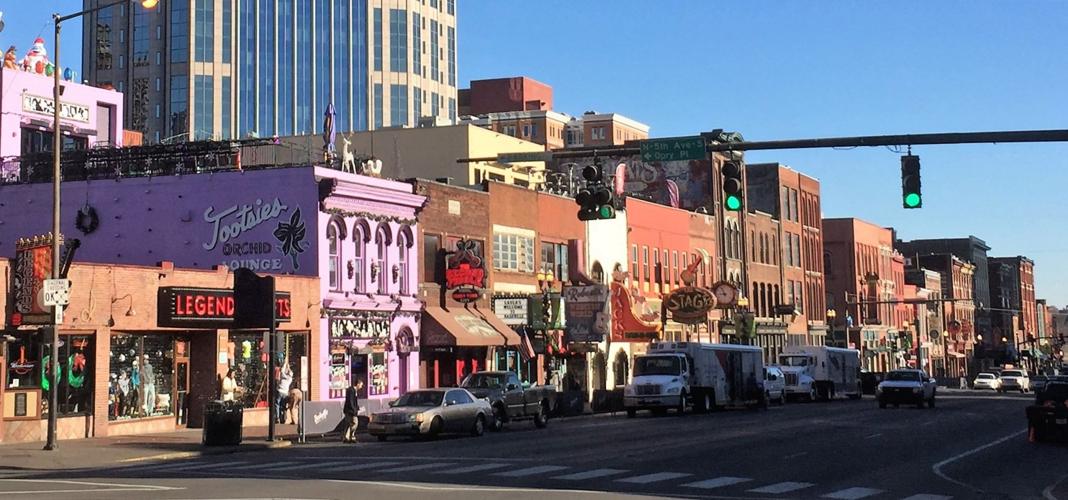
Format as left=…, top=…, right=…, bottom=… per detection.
left=701, top=129, right=1068, bottom=152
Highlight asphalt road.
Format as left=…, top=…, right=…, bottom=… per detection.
left=2, top=390, right=1064, bottom=500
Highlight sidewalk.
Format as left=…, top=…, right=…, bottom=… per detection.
left=0, top=424, right=297, bottom=472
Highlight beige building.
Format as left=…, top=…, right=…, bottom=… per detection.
left=246, top=124, right=548, bottom=188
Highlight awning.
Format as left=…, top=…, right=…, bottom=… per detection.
left=421, top=306, right=521, bottom=347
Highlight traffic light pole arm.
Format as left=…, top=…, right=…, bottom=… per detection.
left=703, top=129, right=1068, bottom=152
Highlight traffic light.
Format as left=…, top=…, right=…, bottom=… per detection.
left=722, top=160, right=743, bottom=211
left=901, top=155, right=922, bottom=209
left=575, top=163, right=615, bottom=221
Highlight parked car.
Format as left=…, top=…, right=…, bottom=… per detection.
left=764, top=366, right=787, bottom=405
left=877, top=369, right=937, bottom=409
left=368, top=388, right=491, bottom=441
left=461, top=371, right=555, bottom=430
left=1026, top=381, right=1068, bottom=443
left=973, top=372, right=1001, bottom=391
left=999, top=370, right=1031, bottom=393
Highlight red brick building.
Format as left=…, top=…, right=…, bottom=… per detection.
left=461, top=77, right=554, bottom=116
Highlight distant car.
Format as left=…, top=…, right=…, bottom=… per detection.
left=461, top=371, right=555, bottom=430
left=764, top=366, right=787, bottom=405
left=973, top=372, right=1001, bottom=391
left=1026, top=382, right=1068, bottom=443
left=1032, top=375, right=1050, bottom=394
left=877, top=369, right=937, bottom=409
left=999, top=370, right=1031, bottom=393
left=368, top=388, right=492, bottom=441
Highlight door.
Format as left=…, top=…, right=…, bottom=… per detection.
left=443, top=390, right=468, bottom=432
left=174, top=340, right=190, bottom=428
left=504, top=372, right=526, bottom=414
left=398, top=354, right=409, bottom=394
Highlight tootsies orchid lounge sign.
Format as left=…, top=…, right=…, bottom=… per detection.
left=158, top=287, right=291, bottom=328
left=202, top=197, right=310, bottom=274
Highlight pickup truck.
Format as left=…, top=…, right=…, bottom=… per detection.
left=461, top=371, right=556, bottom=431
left=877, top=369, right=937, bottom=409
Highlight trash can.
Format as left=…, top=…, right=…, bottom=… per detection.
left=202, top=400, right=243, bottom=446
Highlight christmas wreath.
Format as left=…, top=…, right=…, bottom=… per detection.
left=75, top=205, right=99, bottom=235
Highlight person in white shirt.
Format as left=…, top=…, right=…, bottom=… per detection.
left=221, top=369, right=237, bottom=402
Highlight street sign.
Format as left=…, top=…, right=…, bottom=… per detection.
left=42, top=279, right=71, bottom=307
left=54, top=306, right=64, bottom=325
left=640, top=137, right=706, bottom=162
left=498, top=151, right=554, bottom=164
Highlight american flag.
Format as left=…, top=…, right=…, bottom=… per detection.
left=666, top=180, right=680, bottom=208
left=519, top=331, right=536, bottom=361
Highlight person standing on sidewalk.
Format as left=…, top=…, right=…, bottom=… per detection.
left=342, top=380, right=363, bottom=443
left=278, top=362, right=293, bottom=424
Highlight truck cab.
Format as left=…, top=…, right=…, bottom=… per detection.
left=623, top=353, right=692, bottom=415
left=778, top=353, right=818, bottom=401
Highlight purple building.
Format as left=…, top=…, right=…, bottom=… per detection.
left=0, top=165, right=426, bottom=410
left=1, top=67, right=125, bottom=181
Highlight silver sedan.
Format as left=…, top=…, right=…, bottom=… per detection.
left=368, top=388, right=491, bottom=441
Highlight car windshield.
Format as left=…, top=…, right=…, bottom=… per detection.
left=977, top=374, right=995, bottom=379
left=394, top=391, right=444, bottom=407
left=1002, top=371, right=1024, bottom=377
left=633, top=356, right=682, bottom=376
left=887, top=371, right=921, bottom=382
left=779, top=356, right=809, bottom=367
left=463, top=373, right=508, bottom=389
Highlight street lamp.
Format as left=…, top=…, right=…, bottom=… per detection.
left=826, top=309, right=837, bottom=346
left=45, top=0, right=158, bottom=452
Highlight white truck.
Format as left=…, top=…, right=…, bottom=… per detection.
left=624, top=342, right=765, bottom=417
left=778, top=346, right=862, bottom=401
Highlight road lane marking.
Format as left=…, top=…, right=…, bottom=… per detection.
left=900, top=495, right=953, bottom=500
left=383, top=463, right=456, bottom=473
left=0, top=479, right=181, bottom=495
left=748, top=481, right=815, bottom=494
left=864, top=433, right=883, bottom=439
left=176, top=461, right=250, bottom=471
left=494, top=465, right=569, bottom=477
left=554, top=469, right=629, bottom=481
left=783, top=452, right=808, bottom=459
left=261, top=461, right=346, bottom=472
left=821, top=487, right=883, bottom=499
left=683, top=477, right=752, bottom=489
left=129, top=461, right=209, bottom=472
left=322, top=461, right=401, bottom=472
left=615, top=472, right=692, bottom=484
left=435, top=463, right=512, bottom=474
left=931, top=429, right=1026, bottom=492
left=1043, top=472, right=1068, bottom=500
left=226, top=461, right=298, bottom=471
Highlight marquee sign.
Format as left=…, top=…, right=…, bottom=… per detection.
left=157, top=286, right=291, bottom=328
left=665, top=286, right=714, bottom=324
left=11, top=235, right=56, bottom=326
left=329, top=316, right=391, bottom=340
left=22, top=94, right=91, bottom=123
left=445, top=239, right=485, bottom=303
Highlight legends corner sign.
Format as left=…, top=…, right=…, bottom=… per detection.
left=444, top=239, right=486, bottom=304
left=158, top=287, right=291, bottom=328
left=665, top=286, right=714, bottom=324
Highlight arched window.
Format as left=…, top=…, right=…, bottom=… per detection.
left=376, top=226, right=390, bottom=295
left=352, top=221, right=368, bottom=292
left=397, top=231, right=410, bottom=295
left=613, top=350, right=629, bottom=387
left=592, top=351, right=607, bottom=391
left=592, top=261, right=605, bottom=284
left=327, top=224, right=341, bottom=290
left=750, top=231, right=757, bottom=262
left=753, top=281, right=760, bottom=316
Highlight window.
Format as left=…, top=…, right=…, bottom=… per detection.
left=389, top=9, right=408, bottom=72
left=642, top=246, right=650, bottom=282
left=503, top=125, right=516, bottom=136
left=194, top=0, right=214, bottom=62
left=168, top=75, right=188, bottom=137
left=424, top=233, right=441, bottom=282
left=170, top=0, right=189, bottom=63
left=493, top=232, right=535, bottom=272
left=430, top=20, right=439, bottom=82
left=398, top=229, right=410, bottom=294
left=631, top=245, right=639, bottom=280
left=353, top=222, right=366, bottom=292
left=194, top=75, right=213, bottom=140
left=221, top=0, right=232, bottom=63
left=413, top=87, right=422, bottom=120
left=412, top=13, right=422, bottom=76
left=390, top=84, right=408, bottom=127
left=374, top=84, right=383, bottom=129
left=109, top=334, right=174, bottom=420
left=327, top=224, right=341, bottom=290
left=523, top=124, right=532, bottom=138
left=221, top=76, right=232, bottom=139
left=541, top=241, right=569, bottom=282
left=447, top=26, right=456, bottom=86
left=672, top=251, right=679, bottom=284
left=373, top=8, right=383, bottom=71
left=592, top=127, right=606, bottom=140
left=431, top=92, right=439, bottom=118
left=447, top=0, right=455, bottom=14
left=376, top=227, right=390, bottom=294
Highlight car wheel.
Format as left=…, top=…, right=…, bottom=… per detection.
left=428, top=416, right=443, bottom=439
left=490, top=405, right=505, bottom=432
left=626, top=409, right=637, bottom=418
left=808, top=387, right=817, bottom=402
left=377, top=435, right=388, bottom=442
left=534, top=402, right=549, bottom=428
left=471, top=415, right=485, bottom=437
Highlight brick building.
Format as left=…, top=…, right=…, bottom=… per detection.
left=895, top=236, right=992, bottom=344
left=988, top=256, right=1038, bottom=363
left=908, top=254, right=977, bottom=376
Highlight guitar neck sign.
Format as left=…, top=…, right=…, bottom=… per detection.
left=158, top=287, right=291, bottom=328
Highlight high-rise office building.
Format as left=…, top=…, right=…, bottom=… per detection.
left=82, top=0, right=458, bottom=143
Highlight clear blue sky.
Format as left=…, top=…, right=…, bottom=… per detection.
left=4, top=1, right=1066, bottom=306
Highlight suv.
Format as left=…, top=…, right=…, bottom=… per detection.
left=877, top=369, right=937, bottom=409
left=999, top=370, right=1031, bottom=393
left=764, top=366, right=787, bottom=405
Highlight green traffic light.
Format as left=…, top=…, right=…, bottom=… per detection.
left=725, top=195, right=742, bottom=211
left=598, top=205, right=615, bottom=219
left=904, top=193, right=921, bottom=208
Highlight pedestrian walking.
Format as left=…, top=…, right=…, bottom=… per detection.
left=959, top=370, right=967, bottom=389
left=342, top=380, right=364, bottom=443
left=287, top=380, right=303, bottom=425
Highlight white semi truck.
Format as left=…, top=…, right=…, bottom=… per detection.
left=778, top=346, right=862, bottom=401
left=623, top=342, right=765, bottom=417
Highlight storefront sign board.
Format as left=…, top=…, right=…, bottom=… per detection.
left=493, top=297, right=529, bottom=325
left=563, top=285, right=609, bottom=344
left=157, top=287, right=291, bottom=328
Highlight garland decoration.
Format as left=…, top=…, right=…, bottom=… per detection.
left=75, top=204, right=100, bottom=235
left=322, top=207, right=417, bottom=226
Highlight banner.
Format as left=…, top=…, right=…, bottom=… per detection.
left=563, top=285, right=609, bottom=344
left=11, top=235, right=55, bottom=325
left=301, top=400, right=346, bottom=435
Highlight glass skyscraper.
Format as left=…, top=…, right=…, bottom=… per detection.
left=82, top=0, right=458, bottom=143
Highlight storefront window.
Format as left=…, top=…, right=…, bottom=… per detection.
left=228, top=332, right=268, bottom=409
left=44, top=335, right=95, bottom=416
left=5, top=333, right=40, bottom=389
left=369, top=352, right=388, bottom=396
left=109, top=334, right=175, bottom=421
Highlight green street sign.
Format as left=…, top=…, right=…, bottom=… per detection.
left=640, top=137, right=706, bottom=162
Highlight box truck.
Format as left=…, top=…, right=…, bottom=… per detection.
left=778, top=346, right=861, bottom=401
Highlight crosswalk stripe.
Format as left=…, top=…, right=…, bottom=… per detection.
left=435, top=463, right=512, bottom=474
left=383, top=462, right=456, bottom=473
left=132, top=461, right=209, bottom=472
left=616, top=472, right=693, bottom=484
left=553, top=469, right=629, bottom=481
left=262, top=461, right=346, bottom=472
left=226, top=461, right=298, bottom=471
left=748, top=481, right=815, bottom=494
left=179, top=461, right=249, bottom=471
left=322, top=461, right=402, bottom=472
left=493, top=465, right=569, bottom=477
left=822, top=487, right=884, bottom=499
left=683, top=477, right=753, bottom=489
left=900, top=495, right=953, bottom=500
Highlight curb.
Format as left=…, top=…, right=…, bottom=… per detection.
left=116, top=439, right=293, bottom=463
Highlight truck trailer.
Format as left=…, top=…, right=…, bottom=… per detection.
left=778, top=345, right=862, bottom=401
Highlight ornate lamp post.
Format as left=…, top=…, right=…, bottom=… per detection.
left=826, top=309, right=837, bottom=346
